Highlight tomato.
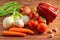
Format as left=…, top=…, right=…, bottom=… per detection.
left=33, top=20, right=38, bottom=27
left=37, top=23, right=48, bottom=33
left=34, top=13, right=39, bottom=19
left=28, top=20, right=34, bottom=29
left=28, top=19, right=38, bottom=29
left=29, top=12, right=39, bottom=19
left=37, top=18, right=43, bottom=23
left=29, top=12, right=34, bottom=19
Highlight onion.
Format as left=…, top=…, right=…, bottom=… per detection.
left=3, top=16, right=14, bottom=29
left=23, top=16, right=30, bottom=25
left=3, top=13, right=23, bottom=29
left=21, top=6, right=31, bottom=15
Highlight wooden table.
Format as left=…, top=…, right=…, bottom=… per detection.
left=0, top=0, right=60, bottom=40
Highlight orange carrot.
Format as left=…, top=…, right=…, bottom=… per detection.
left=2, top=31, right=26, bottom=37
left=9, top=28, right=35, bottom=35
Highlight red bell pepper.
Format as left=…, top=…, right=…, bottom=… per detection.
left=40, top=3, right=58, bottom=19
left=37, top=3, right=59, bottom=22
left=37, top=6, right=53, bottom=22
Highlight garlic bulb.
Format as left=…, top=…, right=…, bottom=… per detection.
left=14, top=19, right=24, bottom=27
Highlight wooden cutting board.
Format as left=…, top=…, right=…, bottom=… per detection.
left=0, top=0, right=60, bottom=40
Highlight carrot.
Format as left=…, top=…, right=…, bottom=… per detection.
left=9, top=28, right=35, bottom=35
left=2, top=31, right=26, bottom=37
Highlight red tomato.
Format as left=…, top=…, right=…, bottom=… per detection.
left=29, top=12, right=34, bottom=19
left=34, top=13, right=39, bottom=19
left=33, top=21, right=38, bottom=27
left=29, top=12, right=39, bottom=19
left=28, top=19, right=38, bottom=29
left=37, top=23, right=48, bottom=33
left=37, top=18, right=43, bottom=23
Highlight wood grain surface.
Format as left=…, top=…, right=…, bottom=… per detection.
left=0, top=0, right=60, bottom=40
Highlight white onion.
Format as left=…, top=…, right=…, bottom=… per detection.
left=3, top=16, right=14, bottom=29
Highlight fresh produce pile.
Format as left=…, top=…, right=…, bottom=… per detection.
left=0, top=2, right=59, bottom=37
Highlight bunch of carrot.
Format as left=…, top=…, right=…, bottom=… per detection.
left=2, top=26, right=35, bottom=37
